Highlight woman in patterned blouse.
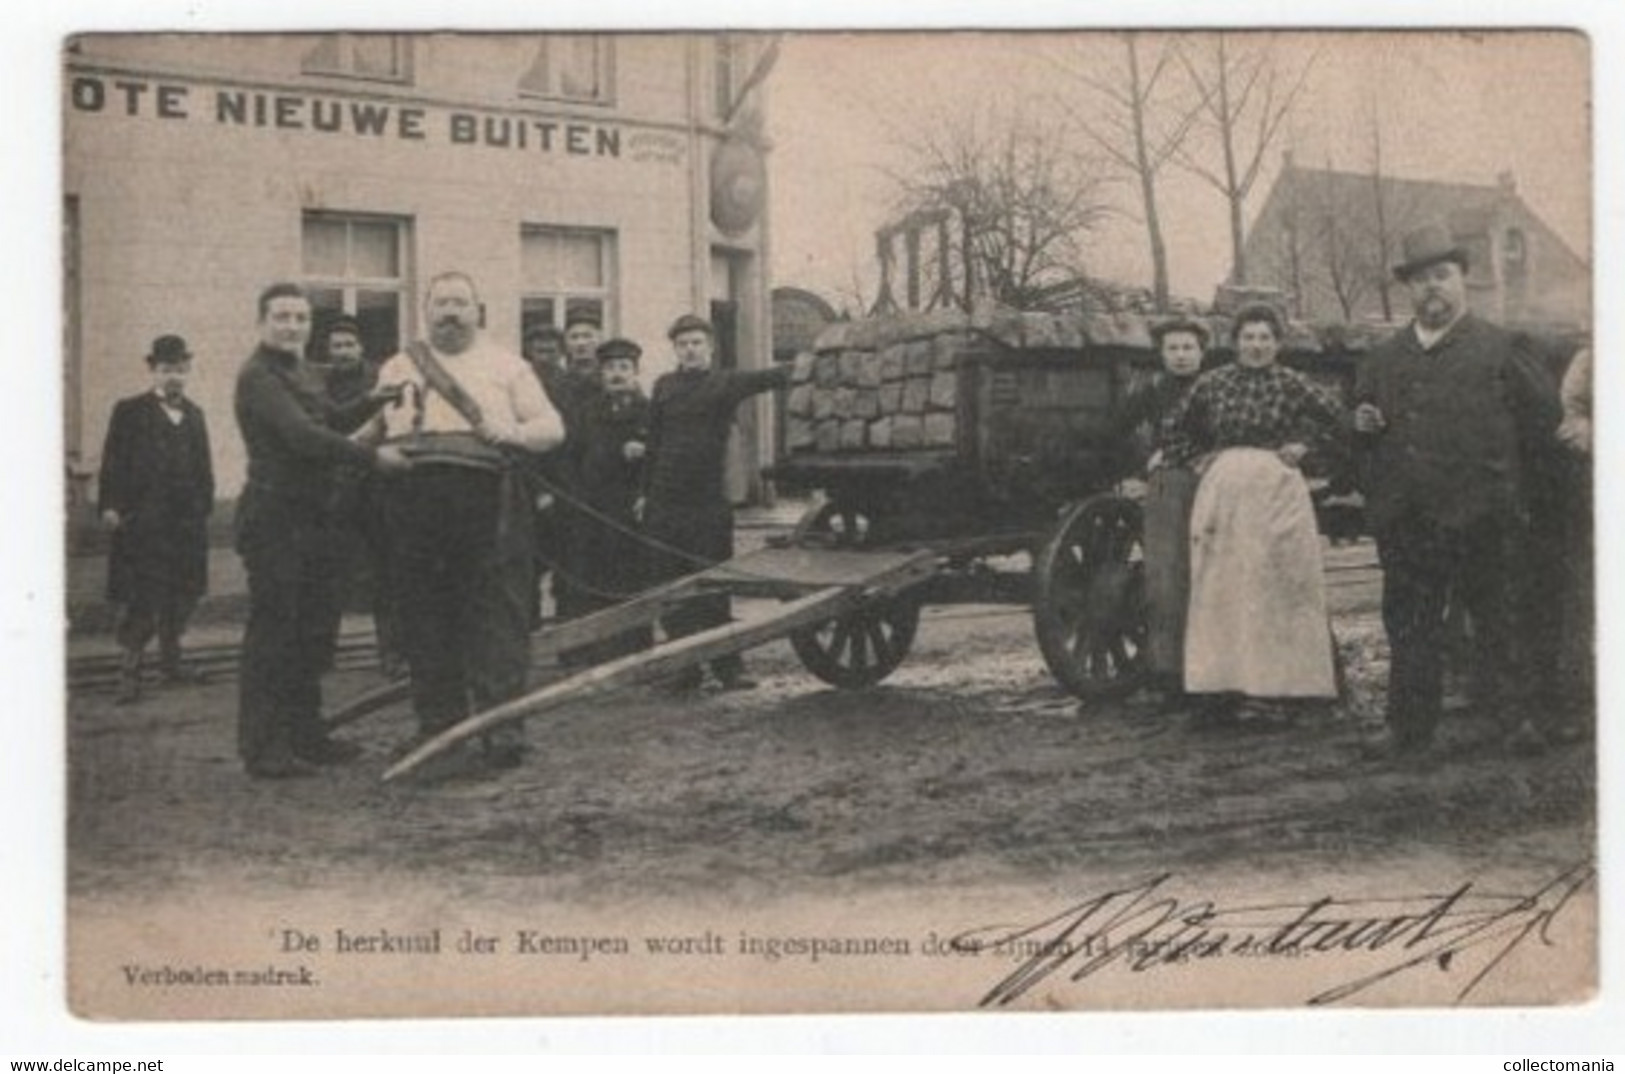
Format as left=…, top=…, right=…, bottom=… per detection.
left=1164, top=304, right=1349, bottom=726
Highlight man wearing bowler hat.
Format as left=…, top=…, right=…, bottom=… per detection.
left=98, top=334, right=215, bottom=704
left=642, top=313, right=790, bottom=691
left=1353, top=222, right=1561, bottom=760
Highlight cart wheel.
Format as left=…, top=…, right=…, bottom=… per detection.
left=791, top=596, right=921, bottom=689
left=788, top=498, right=917, bottom=688
left=1032, top=493, right=1148, bottom=700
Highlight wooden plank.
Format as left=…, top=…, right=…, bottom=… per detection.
left=382, top=550, right=939, bottom=782
left=526, top=571, right=721, bottom=659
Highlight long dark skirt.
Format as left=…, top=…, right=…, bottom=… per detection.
left=1141, top=466, right=1199, bottom=680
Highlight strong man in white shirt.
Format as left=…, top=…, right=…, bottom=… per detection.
left=371, top=271, right=565, bottom=773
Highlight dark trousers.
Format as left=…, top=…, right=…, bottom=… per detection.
left=237, top=502, right=339, bottom=767
left=1523, top=452, right=1594, bottom=722
left=1376, top=513, right=1529, bottom=745
left=116, top=589, right=199, bottom=668
left=643, top=500, right=743, bottom=682
left=319, top=478, right=402, bottom=671
left=387, top=467, right=532, bottom=734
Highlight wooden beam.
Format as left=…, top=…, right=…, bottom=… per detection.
left=382, top=551, right=938, bottom=782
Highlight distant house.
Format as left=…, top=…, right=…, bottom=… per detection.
left=1240, top=157, right=1589, bottom=330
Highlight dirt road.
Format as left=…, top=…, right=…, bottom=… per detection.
left=69, top=590, right=1593, bottom=898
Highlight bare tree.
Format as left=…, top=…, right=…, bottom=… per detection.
left=886, top=106, right=1115, bottom=311
left=1361, top=98, right=1425, bottom=322
left=1310, top=161, right=1373, bottom=320
left=1042, top=33, right=1206, bottom=311
left=1177, top=33, right=1316, bottom=284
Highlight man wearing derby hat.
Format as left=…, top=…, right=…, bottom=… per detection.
left=98, top=334, right=215, bottom=704
left=642, top=313, right=790, bottom=691
left=1354, top=222, right=1561, bottom=760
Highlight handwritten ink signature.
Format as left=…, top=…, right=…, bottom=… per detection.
left=950, top=861, right=1594, bottom=1008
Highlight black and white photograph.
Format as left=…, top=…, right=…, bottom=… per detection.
left=25, top=14, right=1610, bottom=1039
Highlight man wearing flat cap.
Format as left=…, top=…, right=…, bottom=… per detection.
left=642, top=314, right=791, bottom=691
left=1354, top=222, right=1561, bottom=760
left=98, top=334, right=215, bottom=704
left=311, top=316, right=405, bottom=680
left=560, top=337, right=654, bottom=664
left=563, top=308, right=605, bottom=381
left=527, top=312, right=607, bottom=625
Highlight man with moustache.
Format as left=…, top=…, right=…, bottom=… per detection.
left=1353, top=223, right=1561, bottom=761
left=642, top=314, right=790, bottom=692
left=98, top=334, right=215, bottom=704
left=234, top=284, right=411, bottom=779
left=371, top=272, right=565, bottom=771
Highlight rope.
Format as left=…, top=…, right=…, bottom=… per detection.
left=524, top=469, right=935, bottom=599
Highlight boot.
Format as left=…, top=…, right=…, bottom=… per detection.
left=159, top=636, right=205, bottom=684
left=114, top=649, right=143, bottom=706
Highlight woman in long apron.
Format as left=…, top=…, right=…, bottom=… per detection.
left=1118, top=318, right=1209, bottom=708
left=1163, top=304, right=1349, bottom=725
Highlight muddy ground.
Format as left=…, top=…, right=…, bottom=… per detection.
left=61, top=542, right=1599, bottom=1017
left=68, top=575, right=1595, bottom=899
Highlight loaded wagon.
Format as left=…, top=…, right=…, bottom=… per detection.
left=372, top=306, right=1405, bottom=779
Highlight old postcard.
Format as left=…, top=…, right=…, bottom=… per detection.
left=58, top=28, right=1596, bottom=1023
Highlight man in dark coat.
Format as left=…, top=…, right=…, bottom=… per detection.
left=1354, top=223, right=1562, bottom=760
left=98, top=334, right=215, bottom=704
left=548, top=309, right=607, bottom=621
left=522, top=320, right=599, bottom=626
left=642, top=313, right=790, bottom=691
left=234, top=283, right=411, bottom=778
left=312, top=316, right=405, bottom=679
left=561, top=337, right=652, bottom=665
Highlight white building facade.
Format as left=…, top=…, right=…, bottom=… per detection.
left=64, top=32, right=777, bottom=500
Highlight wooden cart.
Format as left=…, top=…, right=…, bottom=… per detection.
left=367, top=307, right=1401, bottom=779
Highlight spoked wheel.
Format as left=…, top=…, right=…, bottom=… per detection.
left=790, top=597, right=921, bottom=689
left=1032, top=493, right=1148, bottom=700
left=788, top=499, right=920, bottom=688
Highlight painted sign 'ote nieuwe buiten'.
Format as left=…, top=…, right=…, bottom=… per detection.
left=67, top=74, right=625, bottom=157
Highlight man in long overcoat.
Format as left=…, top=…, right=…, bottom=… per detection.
left=561, top=337, right=652, bottom=664
left=642, top=314, right=789, bottom=691
left=97, top=334, right=214, bottom=703
left=1354, top=223, right=1561, bottom=759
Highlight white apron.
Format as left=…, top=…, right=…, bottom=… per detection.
left=1184, top=447, right=1336, bottom=697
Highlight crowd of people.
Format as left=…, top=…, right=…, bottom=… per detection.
left=1122, top=222, right=1589, bottom=762
left=98, top=272, right=787, bottom=779
left=93, top=219, right=1590, bottom=781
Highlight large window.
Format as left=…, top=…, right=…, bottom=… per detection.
left=520, top=227, right=617, bottom=344
left=519, top=36, right=615, bottom=104
left=301, top=213, right=411, bottom=361
left=301, top=34, right=414, bottom=83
